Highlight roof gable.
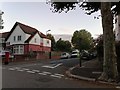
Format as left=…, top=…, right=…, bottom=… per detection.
left=18, top=22, right=37, bottom=35
left=24, top=31, right=38, bottom=43
left=5, top=22, right=49, bottom=43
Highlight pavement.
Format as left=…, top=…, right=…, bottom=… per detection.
left=66, top=58, right=120, bottom=87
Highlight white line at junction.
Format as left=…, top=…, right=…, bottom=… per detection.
left=27, top=71, right=36, bottom=73
left=50, top=75, right=62, bottom=78
left=42, top=63, right=63, bottom=69
left=38, top=73, right=47, bottom=75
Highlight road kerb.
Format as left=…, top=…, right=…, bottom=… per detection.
left=66, top=65, right=118, bottom=86
left=66, top=70, right=95, bottom=82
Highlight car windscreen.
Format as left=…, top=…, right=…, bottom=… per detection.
left=72, top=52, right=77, bottom=54
left=62, top=53, right=66, bottom=55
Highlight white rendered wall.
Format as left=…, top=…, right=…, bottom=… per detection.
left=29, top=33, right=41, bottom=45
left=6, top=25, right=30, bottom=45
left=43, top=38, right=51, bottom=47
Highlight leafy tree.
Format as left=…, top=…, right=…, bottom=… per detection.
left=46, top=34, right=56, bottom=51
left=71, top=29, right=93, bottom=51
left=0, top=10, right=4, bottom=29
left=48, top=1, right=120, bottom=81
left=56, top=38, right=71, bottom=52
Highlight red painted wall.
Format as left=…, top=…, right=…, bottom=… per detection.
left=42, top=46, right=51, bottom=52
left=29, top=44, right=42, bottom=51
left=24, top=44, right=29, bottom=54
left=24, top=44, right=51, bottom=54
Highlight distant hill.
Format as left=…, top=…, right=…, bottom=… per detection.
left=53, top=34, right=72, bottom=42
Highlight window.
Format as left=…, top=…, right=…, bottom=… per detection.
left=34, top=38, right=37, bottom=43
left=13, top=46, right=19, bottom=54
left=20, top=45, right=23, bottom=54
left=47, top=40, right=49, bottom=44
left=18, top=36, right=22, bottom=41
left=14, top=36, right=16, bottom=41
left=13, top=45, right=24, bottom=54
left=1, top=38, right=5, bottom=43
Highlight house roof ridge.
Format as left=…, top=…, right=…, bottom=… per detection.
left=17, top=22, right=38, bottom=35
left=5, top=21, right=50, bottom=42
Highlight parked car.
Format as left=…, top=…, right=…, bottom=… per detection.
left=0, top=50, right=14, bottom=60
left=70, top=50, right=80, bottom=58
left=80, top=50, right=97, bottom=60
left=60, top=52, right=70, bottom=59
left=91, top=51, right=97, bottom=58
left=81, top=50, right=91, bottom=60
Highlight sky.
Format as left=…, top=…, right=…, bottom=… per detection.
left=0, top=1, right=103, bottom=38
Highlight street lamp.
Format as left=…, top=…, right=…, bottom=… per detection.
left=46, top=30, right=51, bottom=35
left=46, top=29, right=51, bottom=59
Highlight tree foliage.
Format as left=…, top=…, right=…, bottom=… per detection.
left=46, top=34, right=56, bottom=51
left=48, top=1, right=120, bottom=81
left=49, top=1, right=120, bottom=15
left=71, top=29, right=93, bottom=51
left=0, top=10, right=4, bottom=29
left=56, top=38, right=71, bottom=52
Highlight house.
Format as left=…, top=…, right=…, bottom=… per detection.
left=0, top=32, right=9, bottom=50
left=4, top=22, right=51, bottom=60
left=115, top=14, right=120, bottom=41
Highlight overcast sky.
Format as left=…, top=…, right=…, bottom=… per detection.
left=0, top=1, right=103, bottom=38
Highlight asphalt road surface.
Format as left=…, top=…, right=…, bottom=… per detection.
left=2, top=58, right=118, bottom=88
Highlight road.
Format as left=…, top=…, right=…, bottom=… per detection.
left=2, top=58, right=117, bottom=88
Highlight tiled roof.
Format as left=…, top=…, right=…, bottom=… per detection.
left=6, top=22, right=49, bottom=43
left=24, top=31, right=38, bottom=43
left=38, top=32, right=48, bottom=38
left=17, top=22, right=37, bottom=35
left=0, top=32, right=9, bottom=38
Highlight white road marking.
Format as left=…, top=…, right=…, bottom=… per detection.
left=27, top=71, right=35, bottom=73
left=42, top=65, right=54, bottom=69
left=42, top=71, right=51, bottom=74
left=17, top=69, right=24, bottom=72
left=54, top=73, right=64, bottom=77
left=54, top=63, right=63, bottom=68
left=8, top=68, right=16, bottom=70
left=42, top=63, right=63, bottom=69
left=32, top=70, right=40, bottom=72
left=22, top=68, right=29, bottom=71
left=38, top=73, right=47, bottom=75
left=50, top=75, right=62, bottom=78
left=14, top=67, right=21, bottom=69
left=14, top=63, right=42, bottom=68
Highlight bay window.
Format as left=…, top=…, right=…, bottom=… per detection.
left=13, top=45, right=24, bottom=54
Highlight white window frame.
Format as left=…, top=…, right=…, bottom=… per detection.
left=13, top=45, right=24, bottom=54
left=14, top=36, right=16, bottom=42
left=34, top=38, right=37, bottom=43
left=18, top=35, right=22, bottom=41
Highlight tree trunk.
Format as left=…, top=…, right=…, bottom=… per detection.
left=99, top=2, right=118, bottom=81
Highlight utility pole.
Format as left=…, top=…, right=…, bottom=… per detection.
left=46, top=30, right=51, bottom=59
